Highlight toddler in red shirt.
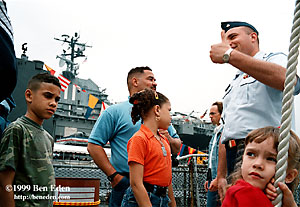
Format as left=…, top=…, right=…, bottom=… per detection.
left=222, top=126, right=300, bottom=207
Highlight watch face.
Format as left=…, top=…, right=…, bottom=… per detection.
left=108, top=172, right=118, bottom=181
left=223, top=54, right=230, bottom=63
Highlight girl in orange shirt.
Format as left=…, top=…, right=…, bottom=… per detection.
left=121, top=89, right=175, bottom=207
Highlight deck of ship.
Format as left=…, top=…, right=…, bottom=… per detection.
left=53, top=156, right=300, bottom=207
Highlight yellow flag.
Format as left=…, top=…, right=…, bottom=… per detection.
left=196, top=151, right=207, bottom=165
left=88, top=94, right=99, bottom=109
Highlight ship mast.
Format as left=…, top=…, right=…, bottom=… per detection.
left=54, top=33, right=92, bottom=80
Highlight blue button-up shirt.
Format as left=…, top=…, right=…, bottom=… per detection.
left=221, top=51, right=300, bottom=143
left=208, top=125, right=223, bottom=180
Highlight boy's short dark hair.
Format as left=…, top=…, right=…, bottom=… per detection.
left=27, top=73, right=61, bottom=91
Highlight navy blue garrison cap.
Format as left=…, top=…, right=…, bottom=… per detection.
left=221, top=21, right=259, bottom=35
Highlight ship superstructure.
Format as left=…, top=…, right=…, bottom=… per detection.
left=54, top=77, right=109, bottom=139
left=9, top=34, right=214, bottom=151
left=172, top=112, right=215, bottom=151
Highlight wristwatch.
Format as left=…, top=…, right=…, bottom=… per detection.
left=222, top=48, right=234, bottom=63
left=107, top=172, right=118, bottom=182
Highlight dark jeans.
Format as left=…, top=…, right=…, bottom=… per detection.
left=109, top=175, right=130, bottom=207
left=225, top=139, right=245, bottom=176
left=206, top=181, right=220, bottom=207
left=121, top=186, right=169, bottom=207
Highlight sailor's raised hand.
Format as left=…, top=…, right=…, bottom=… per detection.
left=210, top=30, right=231, bottom=64
left=220, top=30, right=228, bottom=44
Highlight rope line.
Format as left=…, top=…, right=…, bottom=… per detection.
left=273, top=1, right=300, bottom=206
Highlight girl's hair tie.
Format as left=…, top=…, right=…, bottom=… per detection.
left=155, top=92, right=159, bottom=100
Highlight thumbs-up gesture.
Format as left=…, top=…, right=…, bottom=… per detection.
left=210, top=30, right=231, bottom=63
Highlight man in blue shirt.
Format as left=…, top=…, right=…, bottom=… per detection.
left=204, top=102, right=223, bottom=207
left=88, top=67, right=181, bottom=207
left=209, top=21, right=300, bottom=200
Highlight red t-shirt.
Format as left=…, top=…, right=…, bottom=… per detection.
left=127, top=124, right=172, bottom=187
left=222, top=179, right=273, bottom=207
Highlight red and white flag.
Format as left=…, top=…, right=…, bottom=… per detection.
left=58, top=74, right=71, bottom=92
left=44, top=64, right=70, bottom=92
left=99, top=101, right=109, bottom=116
left=74, top=84, right=81, bottom=91
left=74, top=84, right=87, bottom=93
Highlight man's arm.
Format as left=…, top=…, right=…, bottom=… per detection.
left=229, top=50, right=286, bottom=91
left=210, top=43, right=286, bottom=91
left=87, top=143, right=123, bottom=187
left=217, top=138, right=227, bottom=201
left=165, top=133, right=181, bottom=155
left=0, top=169, right=15, bottom=207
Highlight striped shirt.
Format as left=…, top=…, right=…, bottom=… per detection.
left=0, top=0, right=13, bottom=42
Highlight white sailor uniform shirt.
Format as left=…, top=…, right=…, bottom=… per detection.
left=221, top=51, right=300, bottom=143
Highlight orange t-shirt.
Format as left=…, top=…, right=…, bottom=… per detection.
left=127, top=124, right=172, bottom=187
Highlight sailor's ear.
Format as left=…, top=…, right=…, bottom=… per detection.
left=25, top=89, right=33, bottom=103
left=285, top=169, right=298, bottom=183
left=250, top=32, right=258, bottom=43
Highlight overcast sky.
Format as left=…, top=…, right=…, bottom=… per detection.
left=7, top=0, right=300, bottom=133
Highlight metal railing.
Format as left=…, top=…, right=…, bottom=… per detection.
left=54, top=155, right=300, bottom=207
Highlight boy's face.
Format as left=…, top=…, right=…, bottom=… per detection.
left=25, top=82, right=61, bottom=125
left=241, top=137, right=277, bottom=190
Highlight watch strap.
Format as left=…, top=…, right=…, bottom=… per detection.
left=107, top=172, right=119, bottom=182
left=225, top=47, right=233, bottom=55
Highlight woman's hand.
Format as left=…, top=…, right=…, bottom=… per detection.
left=278, top=182, right=297, bottom=207
left=265, top=179, right=297, bottom=207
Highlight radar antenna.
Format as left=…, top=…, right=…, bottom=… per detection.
left=54, top=33, right=92, bottom=77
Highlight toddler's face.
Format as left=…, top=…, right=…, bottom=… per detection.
left=241, top=137, right=277, bottom=190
